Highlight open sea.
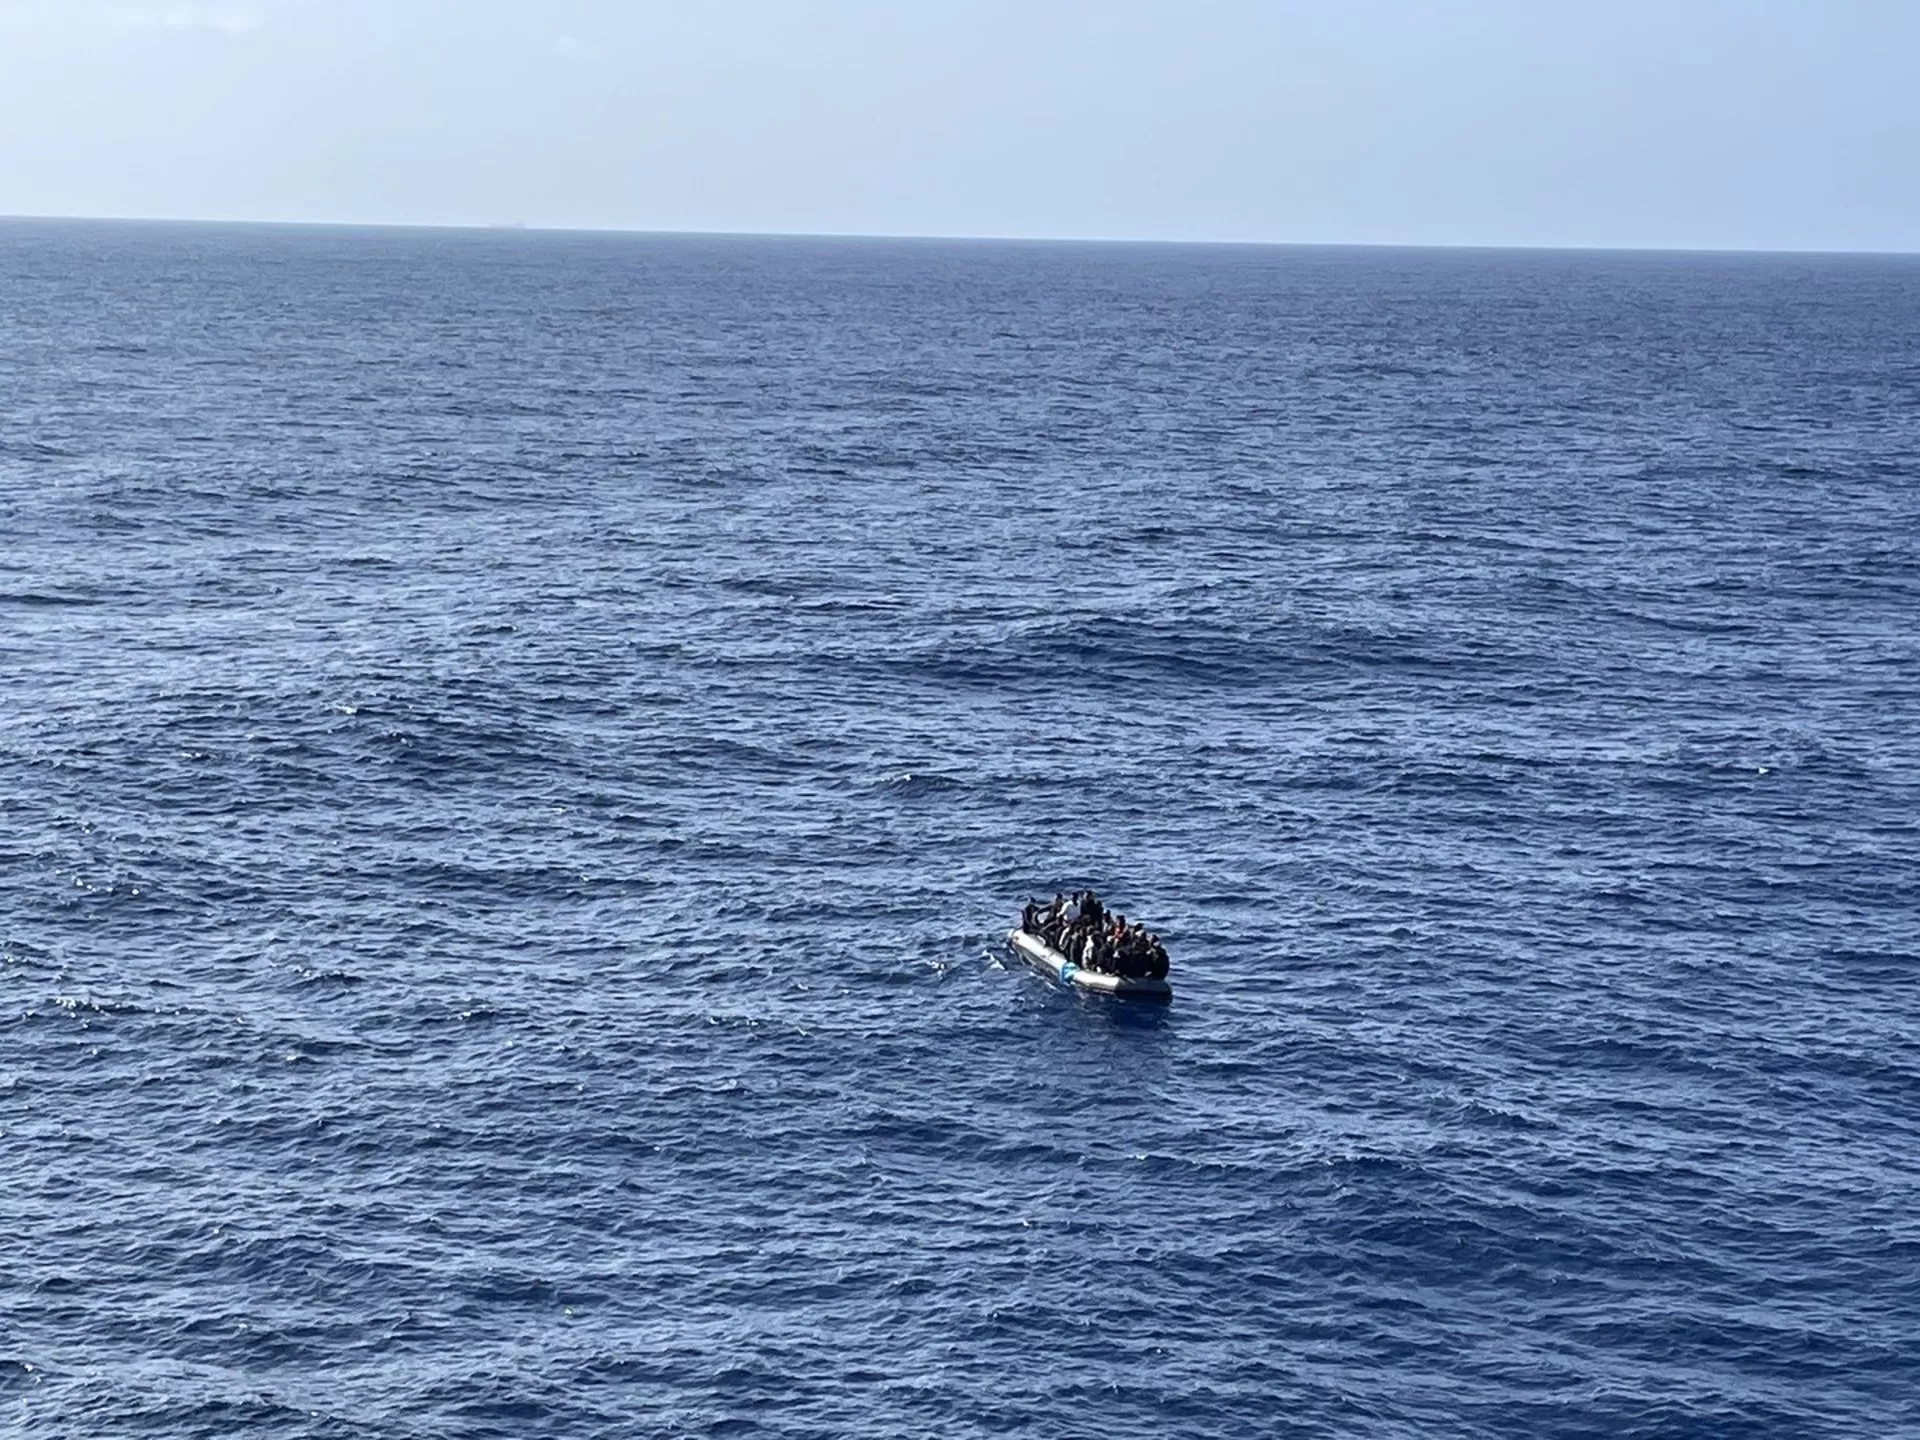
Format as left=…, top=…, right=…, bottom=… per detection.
left=2, top=219, right=1918, bottom=1439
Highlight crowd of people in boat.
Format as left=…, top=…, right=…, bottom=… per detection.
left=1020, top=891, right=1169, bottom=981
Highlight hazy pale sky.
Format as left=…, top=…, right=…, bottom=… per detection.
left=2, top=0, right=1916, bottom=250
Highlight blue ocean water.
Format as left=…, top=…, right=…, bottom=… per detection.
left=3, top=219, right=1918, bottom=1439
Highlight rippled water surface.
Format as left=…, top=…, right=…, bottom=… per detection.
left=4, top=221, right=1919, bottom=1438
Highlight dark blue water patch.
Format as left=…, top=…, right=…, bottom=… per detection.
left=0, top=587, right=110, bottom=608
left=3, top=222, right=1920, bottom=1438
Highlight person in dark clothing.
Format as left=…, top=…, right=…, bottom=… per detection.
left=1040, top=895, right=1066, bottom=949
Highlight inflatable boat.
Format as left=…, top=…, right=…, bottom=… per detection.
left=1006, top=928, right=1173, bottom=1004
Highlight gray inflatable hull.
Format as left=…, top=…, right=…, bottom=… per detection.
left=1007, top=929, right=1173, bottom=1004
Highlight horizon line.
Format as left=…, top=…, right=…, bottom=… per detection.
left=2, top=209, right=1917, bottom=260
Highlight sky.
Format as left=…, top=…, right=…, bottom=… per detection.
left=1, top=0, right=1916, bottom=251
